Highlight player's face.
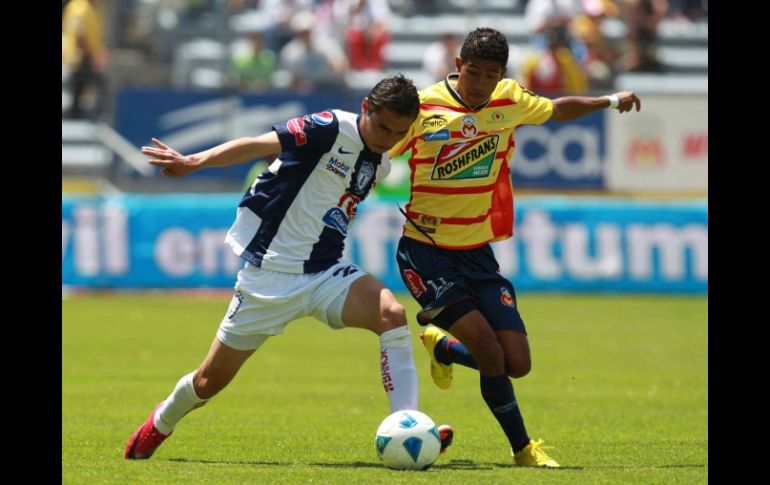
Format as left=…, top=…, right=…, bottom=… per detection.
left=359, top=99, right=414, bottom=154
left=455, top=56, right=506, bottom=107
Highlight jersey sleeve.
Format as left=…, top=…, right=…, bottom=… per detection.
left=511, top=82, right=554, bottom=126
left=273, top=110, right=339, bottom=154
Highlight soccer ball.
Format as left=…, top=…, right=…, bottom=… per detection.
left=374, top=410, right=441, bottom=470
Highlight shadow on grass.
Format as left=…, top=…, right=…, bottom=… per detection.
left=589, top=464, right=707, bottom=470
left=168, top=457, right=587, bottom=470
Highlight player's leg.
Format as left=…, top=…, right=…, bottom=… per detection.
left=124, top=334, right=264, bottom=460
left=425, top=245, right=542, bottom=461
left=471, top=269, right=558, bottom=467
left=126, top=263, right=287, bottom=460
left=474, top=280, right=531, bottom=378
left=332, top=269, right=452, bottom=452
left=442, top=310, right=536, bottom=454
left=333, top=271, right=418, bottom=412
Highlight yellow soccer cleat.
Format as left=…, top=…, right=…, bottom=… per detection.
left=419, top=326, right=453, bottom=390
left=512, top=439, right=561, bottom=468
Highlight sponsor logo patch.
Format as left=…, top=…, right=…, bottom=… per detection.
left=322, top=207, right=350, bottom=235
left=424, top=130, right=450, bottom=141
left=381, top=349, right=394, bottom=392
left=325, top=157, right=350, bottom=178
left=311, top=111, right=334, bottom=125
left=421, top=114, right=448, bottom=128
left=287, top=117, right=307, bottom=145
left=418, top=214, right=439, bottom=226
left=488, top=111, right=506, bottom=123
left=403, top=269, right=427, bottom=298
left=430, top=135, right=499, bottom=180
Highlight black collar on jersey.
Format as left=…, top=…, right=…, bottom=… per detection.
left=444, top=73, right=491, bottom=111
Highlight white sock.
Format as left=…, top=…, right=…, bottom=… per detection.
left=379, top=326, right=418, bottom=412
left=153, top=371, right=208, bottom=435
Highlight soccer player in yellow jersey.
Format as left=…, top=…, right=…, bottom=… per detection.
left=390, top=27, right=641, bottom=468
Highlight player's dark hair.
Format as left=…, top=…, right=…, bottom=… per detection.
left=459, top=27, right=509, bottom=67
left=366, top=74, right=420, bottom=120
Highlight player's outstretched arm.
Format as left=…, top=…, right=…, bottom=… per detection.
left=142, top=131, right=282, bottom=177
left=550, top=91, right=641, bottom=122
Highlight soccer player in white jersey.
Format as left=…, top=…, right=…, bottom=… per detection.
left=124, top=74, right=453, bottom=460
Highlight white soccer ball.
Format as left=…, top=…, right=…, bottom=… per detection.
left=374, top=410, right=441, bottom=470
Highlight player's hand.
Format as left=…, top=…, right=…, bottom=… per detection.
left=142, top=138, right=199, bottom=177
left=612, top=91, right=641, bottom=113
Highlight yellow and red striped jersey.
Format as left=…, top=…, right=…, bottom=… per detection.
left=389, top=75, right=553, bottom=249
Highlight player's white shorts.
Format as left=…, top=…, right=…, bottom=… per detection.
left=216, top=260, right=366, bottom=350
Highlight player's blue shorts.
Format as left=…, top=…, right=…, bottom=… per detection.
left=396, top=236, right=526, bottom=334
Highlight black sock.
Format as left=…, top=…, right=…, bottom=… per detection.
left=480, top=374, right=530, bottom=452
left=434, top=337, right=478, bottom=369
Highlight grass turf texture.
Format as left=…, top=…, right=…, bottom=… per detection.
left=63, top=293, right=707, bottom=484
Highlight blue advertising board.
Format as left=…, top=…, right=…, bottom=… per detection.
left=62, top=195, right=707, bottom=293
left=511, top=111, right=605, bottom=189
left=115, top=88, right=606, bottom=188
left=115, top=88, right=358, bottom=181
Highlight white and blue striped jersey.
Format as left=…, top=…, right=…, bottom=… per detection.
left=225, top=109, right=391, bottom=274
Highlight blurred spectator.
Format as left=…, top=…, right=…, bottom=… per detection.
left=227, top=0, right=260, bottom=12
left=618, top=0, right=669, bottom=72
left=570, top=0, right=619, bottom=89
left=388, top=0, right=441, bottom=16
left=422, top=32, right=461, bottom=82
left=334, top=0, right=392, bottom=71
left=62, top=0, right=108, bottom=119
left=278, top=11, right=348, bottom=92
left=231, top=32, right=277, bottom=91
left=525, top=0, right=584, bottom=40
left=520, top=26, right=588, bottom=94
left=259, top=0, right=314, bottom=53
left=668, top=0, right=706, bottom=21
left=312, top=0, right=341, bottom=42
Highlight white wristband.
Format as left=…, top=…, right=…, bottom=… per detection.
left=603, top=95, right=619, bottom=109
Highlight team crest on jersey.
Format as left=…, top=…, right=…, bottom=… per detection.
left=352, top=161, right=376, bottom=195
left=311, top=111, right=334, bottom=125
left=461, top=116, right=478, bottom=138
left=430, top=135, right=499, bottom=180
left=403, top=269, right=427, bottom=298
left=500, top=287, right=515, bottom=307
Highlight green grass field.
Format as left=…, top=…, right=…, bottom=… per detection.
left=62, top=293, right=707, bottom=484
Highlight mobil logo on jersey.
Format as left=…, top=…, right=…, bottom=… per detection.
left=512, top=111, right=605, bottom=188
left=430, top=135, right=500, bottom=180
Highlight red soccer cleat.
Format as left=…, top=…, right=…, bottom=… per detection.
left=124, top=402, right=172, bottom=460
left=438, top=424, right=454, bottom=454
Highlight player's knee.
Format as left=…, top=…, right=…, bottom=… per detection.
left=507, top=359, right=531, bottom=379
left=468, top=336, right=505, bottom=374
left=380, top=301, right=407, bottom=331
